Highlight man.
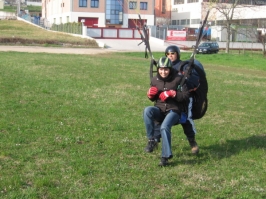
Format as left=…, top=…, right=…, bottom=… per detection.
left=145, top=45, right=199, bottom=155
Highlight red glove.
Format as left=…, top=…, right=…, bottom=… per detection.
left=159, top=90, right=177, bottom=102
left=147, top=87, right=158, bottom=99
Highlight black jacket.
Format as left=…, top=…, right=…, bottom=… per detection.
left=149, top=69, right=189, bottom=114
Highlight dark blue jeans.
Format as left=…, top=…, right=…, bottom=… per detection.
left=154, top=97, right=197, bottom=141
left=143, top=106, right=180, bottom=158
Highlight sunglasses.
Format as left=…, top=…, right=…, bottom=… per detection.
left=166, top=52, right=176, bottom=55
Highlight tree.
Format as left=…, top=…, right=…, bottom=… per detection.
left=204, top=0, right=261, bottom=53
left=206, top=0, right=242, bottom=53
left=258, top=27, right=266, bottom=56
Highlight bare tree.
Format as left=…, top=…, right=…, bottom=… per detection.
left=258, top=27, right=266, bottom=56
left=156, top=17, right=171, bottom=26
left=204, top=0, right=261, bottom=53
left=207, top=0, right=242, bottom=53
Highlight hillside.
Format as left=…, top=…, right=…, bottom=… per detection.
left=0, top=19, right=99, bottom=48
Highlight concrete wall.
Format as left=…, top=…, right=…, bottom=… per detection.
left=0, top=11, right=16, bottom=19
left=166, top=40, right=263, bottom=50
left=211, top=26, right=230, bottom=42
left=0, top=0, right=4, bottom=9
left=26, top=1, right=42, bottom=6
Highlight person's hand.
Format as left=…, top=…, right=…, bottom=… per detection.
left=159, top=90, right=176, bottom=102
left=147, top=87, right=158, bottom=99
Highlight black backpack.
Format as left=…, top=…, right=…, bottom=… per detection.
left=178, top=60, right=208, bottom=120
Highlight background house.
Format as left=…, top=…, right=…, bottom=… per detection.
left=170, top=0, right=266, bottom=41
left=41, top=0, right=155, bottom=29
left=40, top=0, right=266, bottom=42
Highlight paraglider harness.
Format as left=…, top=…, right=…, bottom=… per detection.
left=137, top=10, right=210, bottom=120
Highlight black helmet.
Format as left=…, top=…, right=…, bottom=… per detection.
left=157, top=57, right=172, bottom=68
left=165, top=45, right=181, bottom=59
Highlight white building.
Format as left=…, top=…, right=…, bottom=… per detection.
left=170, top=0, right=266, bottom=41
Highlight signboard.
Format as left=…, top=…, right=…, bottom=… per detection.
left=167, top=30, right=187, bottom=41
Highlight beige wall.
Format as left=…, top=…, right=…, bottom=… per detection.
left=61, top=0, right=70, bottom=13
left=126, top=0, right=154, bottom=15
left=42, top=0, right=155, bottom=27
left=71, top=0, right=153, bottom=14
left=72, top=0, right=105, bottom=12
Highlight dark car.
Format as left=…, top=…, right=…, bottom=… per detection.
left=196, top=41, right=219, bottom=54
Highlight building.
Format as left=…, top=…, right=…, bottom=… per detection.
left=41, top=0, right=266, bottom=41
left=171, top=0, right=266, bottom=28
left=27, top=0, right=42, bottom=6
left=170, top=0, right=266, bottom=41
left=42, top=0, right=155, bottom=28
left=154, top=0, right=172, bottom=26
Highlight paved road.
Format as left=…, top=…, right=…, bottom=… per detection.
left=0, top=38, right=169, bottom=55
left=96, top=38, right=169, bottom=52
left=1, top=38, right=262, bottom=55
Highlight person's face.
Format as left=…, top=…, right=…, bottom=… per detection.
left=166, top=51, right=178, bottom=62
left=158, top=67, right=170, bottom=78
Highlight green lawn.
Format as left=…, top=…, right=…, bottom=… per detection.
left=0, top=51, right=265, bottom=198
left=0, top=5, right=41, bottom=13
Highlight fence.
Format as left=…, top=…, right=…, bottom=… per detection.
left=20, top=14, right=40, bottom=24
left=86, top=27, right=142, bottom=39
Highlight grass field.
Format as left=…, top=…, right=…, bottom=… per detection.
left=0, top=50, right=265, bottom=198
left=0, top=20, right=98, bottom=47
left=0, top=5, right=41, bottom=13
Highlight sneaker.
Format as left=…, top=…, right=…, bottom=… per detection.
left=188, top=138, right=199, bottom=154
left=158, top=157, right=168, bottom=166
left=145, top=139, right=158, bottom=153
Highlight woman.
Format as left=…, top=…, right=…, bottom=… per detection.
left=143, top=57, right=189, bottom=166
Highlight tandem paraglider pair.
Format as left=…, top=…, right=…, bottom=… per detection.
left=137, top=11, right=209, bottom=166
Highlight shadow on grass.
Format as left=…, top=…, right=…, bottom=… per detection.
left=202, top=134, right=265, bottom=157
left=170, top=134, right=266, bottom=166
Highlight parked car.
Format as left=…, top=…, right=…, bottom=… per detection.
left=196, top=41, right=219, bottom=54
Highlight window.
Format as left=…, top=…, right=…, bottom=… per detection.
left=174, top=0, right=184, bottom=4
left=162, top=0, right=166, bottom=14
left=172, top=20, right=176, bottom=25
left=105, top=0, right=123, bottom=25
left=129, top=1, right=137, bottom=9
left=187, top=0, right=199, bottom=3
left=191, top=19, right=200, bottom=24
left=181, top=19, right=186, bottom=25
left=187, top=19, right=190, bottom=25
left=91, top=0, right=99, bottom=8
left=140, top=2, right=148, bottom=10
left=79, top=0, right=87, bottom=7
